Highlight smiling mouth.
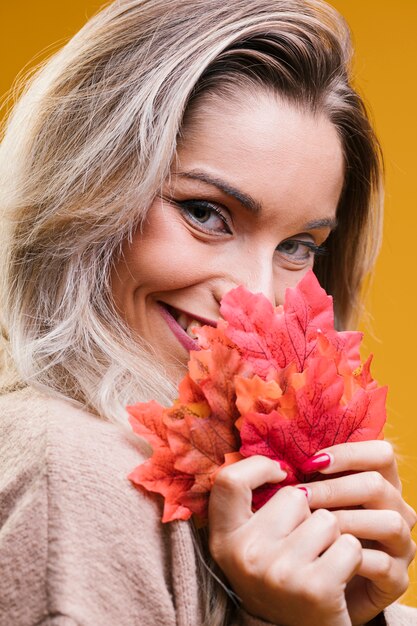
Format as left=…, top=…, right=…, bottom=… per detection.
left=163, top=304, right=216, bottom=338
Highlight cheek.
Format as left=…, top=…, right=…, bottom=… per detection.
left=273, top=265, right=313, bottom=305
left=112, top=221, right=209, bottom=295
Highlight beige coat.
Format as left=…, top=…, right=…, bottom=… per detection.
left=0, top=387, right=416, bottom=626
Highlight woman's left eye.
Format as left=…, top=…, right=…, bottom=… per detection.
left=178, top=200, right=231, bottom=233
left=276, top=238, right=327, bottom=262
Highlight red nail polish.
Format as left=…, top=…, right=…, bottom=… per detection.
left=300, top=453, right=331, bottom=473
left=297, top=486, right=311, bottom=500
left=277, top=460, right=289, bottom=473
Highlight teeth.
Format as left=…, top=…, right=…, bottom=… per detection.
left=176, top=313, right=189, bottom=331
left=174, top=311, right=202, bottom=337
left=186, top=320, right=202, bottom=338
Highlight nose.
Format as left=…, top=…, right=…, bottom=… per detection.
left=214, top=252, right=277, bottom=306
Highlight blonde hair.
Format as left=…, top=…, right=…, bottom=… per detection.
left=0, top=1, right=383, bottom=622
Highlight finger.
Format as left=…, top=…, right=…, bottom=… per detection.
left=303, top=472, right=414, bottom=526
left=209, top=455, right=287, bottom=532
left=253, top=486, right=311, bottom=538
left=333, top=509, right=413, bottom=556
left=357, top=549, right=410, bottom=598
left=303, top=441, right=401, bottom=490
left=278, top=508, right=340, bottom=563
left=314, top=533, right=362, bottom=585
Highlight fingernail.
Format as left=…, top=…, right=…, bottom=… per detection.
left=297, top=486, right=311, bottom=500
left=276, top=460, right=289, bottom=474
left=275, top=464, right=288, bottom=479
left=300, top=453, right=332, bottom=473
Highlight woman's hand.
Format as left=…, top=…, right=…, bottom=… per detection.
left=209, top=455, right=362, bottom=626
left=300, top=440, right=417, bottom=625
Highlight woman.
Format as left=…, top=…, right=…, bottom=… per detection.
left=0, top=0, right=415, bottom=624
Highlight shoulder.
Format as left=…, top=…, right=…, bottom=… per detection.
left=0, top=385, right=151, bottom=505
left=384, top=602, right=417, bottom=625
left=0, top=386, right=201, bottom=625
left=0, top=384, right=149, bottom=481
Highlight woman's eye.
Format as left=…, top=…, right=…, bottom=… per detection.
left=178, top=200, right=231, bottom=233
left=276, top=238, right=327, bottom=262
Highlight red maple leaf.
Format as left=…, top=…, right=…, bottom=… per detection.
left=237, top=355, right=387, bottom=508
left=217, top=273, right=334, bottom=375
left=128, top=271, right=386, bottom=522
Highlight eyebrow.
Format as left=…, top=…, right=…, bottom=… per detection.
left=176, top=170, right=262, bottom=214
left=303, top=217, right=338, bottom=230
left=175, top=169, right=338, bottom=231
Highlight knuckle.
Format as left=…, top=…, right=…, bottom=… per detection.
left=342, top=533, right=362, bottom=559
left=264, top=560, right=294, bottom=591
left=213, top=466, right=243, bottom=492
left=386, top=511, right=407, bottom=541
left=366, top=471, right=386, bottom=497
left=279, top=486, right=310, bottom=510
left=377, top=551, right=392, bottom=578
left=395, top=571, right=410, bottom=596
left=290, top=486, right=310, bottom=506
left=313, top=508, right=339, bottom=532
left=376, top=441, right=395, bottom=467
left=241, top=541, right=262, bottom=573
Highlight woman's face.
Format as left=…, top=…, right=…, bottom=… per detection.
left=111, top=91, right=344, bottom=378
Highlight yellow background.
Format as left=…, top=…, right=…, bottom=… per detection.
left=1, top=0, right=417, bottom=607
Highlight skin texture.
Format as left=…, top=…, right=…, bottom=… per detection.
left=111, top=93, right=342, bottom=378
left=111, top=91, right=416, bottom=625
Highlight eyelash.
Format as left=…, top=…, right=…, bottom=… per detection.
left=177, top=200, right=231, bottom=233
left=176, top=199, right=328, bottom=260
left=277, top=238, right=328, bottom=259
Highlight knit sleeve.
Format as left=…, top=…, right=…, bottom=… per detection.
left=384, top=602, right=417, bottom=625
left=0, top=390, right=49, bottom=626
left=0, top=388, right=182, bottom=626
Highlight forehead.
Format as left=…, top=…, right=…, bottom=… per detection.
left=175, top=90, right=344, bottom=228
left=179, top=89, right=342, bottom=166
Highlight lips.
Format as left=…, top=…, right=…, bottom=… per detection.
left=157, top=302, right=216, bottom=352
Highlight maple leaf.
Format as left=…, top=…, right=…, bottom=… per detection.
left=164, top=402, right=238, bottom=491
left=127, top=270, right=387, bottom=522
left=127, top=402, right=195, bottom=522
left=188, top=338, right=244, bottom=422
left=234, top=375, right=283, bottom=417
left=219, top=272, right=362, bottom=378
left=127, top=342, right=242, bottom=522
left=238, top=355, right=387, bottom=508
